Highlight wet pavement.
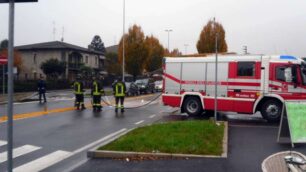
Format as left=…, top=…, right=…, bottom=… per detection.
left=0, top=92, right=166, bottom=171
left=0, top=91, right=305, bottom=172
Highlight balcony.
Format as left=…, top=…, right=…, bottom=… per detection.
left=68, top=63, right=82, bottom=70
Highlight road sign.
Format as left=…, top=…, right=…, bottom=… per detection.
left=0, top=0, right=38, bottom=3
left=0, top=56, right=8, bottom=65
left=278, top=101, right=306, bottom=147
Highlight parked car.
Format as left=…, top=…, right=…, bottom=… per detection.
left=154, top=80, right=163, bottom=92
left=135, top=78, right=155, bottom=94
left=125, top=82, right=139, bottom=96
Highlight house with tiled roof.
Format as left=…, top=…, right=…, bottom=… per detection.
left=16, top=41, right=106, bottom=80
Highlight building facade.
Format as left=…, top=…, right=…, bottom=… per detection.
left=16, top=41, right=106, bottom=81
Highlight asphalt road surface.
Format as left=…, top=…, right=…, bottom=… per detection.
left=0, top=92, right=170, bottom=171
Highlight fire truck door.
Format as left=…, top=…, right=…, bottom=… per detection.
left=206, top=62, right=228, bottom=97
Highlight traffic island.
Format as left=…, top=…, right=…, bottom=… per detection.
left=88, top=121, right=228, bottom=159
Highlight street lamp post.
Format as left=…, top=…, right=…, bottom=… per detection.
left=165, top=29, right=172, bottom=52
left=122, top=0, right=125, bottom=82
left=184, top=44, right=189, bottom=55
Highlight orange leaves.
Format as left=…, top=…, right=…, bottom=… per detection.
left=196, top=19, right=228, bottom=54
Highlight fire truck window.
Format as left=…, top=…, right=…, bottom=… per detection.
left=276, top=66, right=292, bottom=82
left=301, top=67, right=306, bottom=85
left=237, top=62, right=255, bottom=77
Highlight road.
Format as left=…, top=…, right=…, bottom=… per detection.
left=0, top=92, right=170, bottom=171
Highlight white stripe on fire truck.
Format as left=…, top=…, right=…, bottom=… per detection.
left=270, top=81, right=282, bottom=87
left=163, top=94, right=255, bottom=102
left=228, top=79, right=261, bottom=83
left=228, top=86, right=261, bottom=90
left=204, top=96, right=255, bottom=101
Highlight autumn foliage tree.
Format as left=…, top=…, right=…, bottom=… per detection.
left=164, top=48, right=182, bottom=57
left=118, top=25, right=148, bottom=78
left=197, top=19, right=228, bottom=53
left=144, top=35, right=164, bottom=72
left=105, top=52, right=122, bottom=75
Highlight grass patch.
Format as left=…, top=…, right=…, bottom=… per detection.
left=100, top=121, right=224, bottom=155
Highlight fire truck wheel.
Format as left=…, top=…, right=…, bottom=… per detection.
left=260, top=99, right=282, bottom=122
left=183, top=97, right=203, bottom=116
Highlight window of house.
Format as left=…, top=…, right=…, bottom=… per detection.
left=33, top=54, right=37, bottom=64
left=95, top=56, right=98, bottom=65
left=25, top=73, right=28, bottom=80
left=86, top=56, right=88, bottom=63
left=237, top=62, right=255, bottom=77
left=61, top=51, right=66, bottom=62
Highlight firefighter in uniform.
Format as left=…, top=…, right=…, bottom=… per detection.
left=113, top=77, right=126, bottom=113
left=73, top=76, right=86, bottom=110
left=91, top=76, right=104, bottom=112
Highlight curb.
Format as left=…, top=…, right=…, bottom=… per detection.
left=88, top=121, right=228, bottom=159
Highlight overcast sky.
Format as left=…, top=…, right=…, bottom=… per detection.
left=0, top=0, right=306, bottom=56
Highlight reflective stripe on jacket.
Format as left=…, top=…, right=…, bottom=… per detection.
left=114, top=82, right=125, bottom=97
left=92, top=81, right=103, bottom=96
left=74, top=81, right=83, bottom=94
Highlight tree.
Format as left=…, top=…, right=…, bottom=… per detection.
left=105, top=52, right=122, bottom=75
left=79, top=64, right=93, bottom=80
left=144, top=35, right=164, bottom=72
left=88, top=35, right=106, bottom=53
left=0, top=39, right=23, bottom=72
left=0, top=39, right=8, bottom=50
left=40, top=59, right=66, bottom=80
left=196, top=19, right=228, bottom=53
left=118, top=24, right=148, bottom=78
left=164, top=48, right=182, bottom=57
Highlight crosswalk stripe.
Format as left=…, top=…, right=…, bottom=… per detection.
left=0, top=145, right=41, bottom=163
left=0, top=140, right=7, bottom=147
left=13, top=150, right=71, bottom=172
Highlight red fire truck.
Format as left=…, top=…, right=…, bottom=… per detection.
left=162, top=55, right=306, bottom=122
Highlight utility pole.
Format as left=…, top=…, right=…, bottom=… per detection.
left=0, top=1, right=39, bottom=171
left=7, top=1, right=15, bottom=171
left=122, top=0, right=125, bottom=82
left=214, top=17, right=219, bottom=122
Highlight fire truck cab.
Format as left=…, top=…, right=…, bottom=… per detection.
left=162, top=55, right=306, bottom=122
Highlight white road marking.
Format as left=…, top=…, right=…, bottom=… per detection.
left=135, top=120, right=144, bottom=125
left=0, top=140, right=7, bottom=146
left=13, top=101, right=39, bottom=105
left=4, top=128, right=127, bottom=172
left=13, top=150, right=71, bottom=172
left=149, top=114, right=156, bottom=118
left=0, top=145, right=41, bottom=163
left=71, top=128, right=127, bottom=155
